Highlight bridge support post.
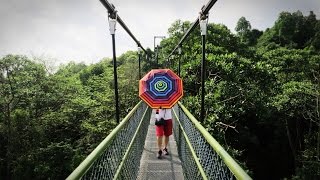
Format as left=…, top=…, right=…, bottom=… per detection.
left=199, top=12, right=208, bottom=123
left=138, top=46, right=142, bottom=79
left=109, top=10, right=120, bottom=124
left=178, top=46, right=182, bottom=76
left=155, top=46, right=159, bottom=67
left=154, top=36, right=166, bottom=66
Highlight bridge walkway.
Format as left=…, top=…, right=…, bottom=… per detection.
left=137, top=110, right=184, bottom=180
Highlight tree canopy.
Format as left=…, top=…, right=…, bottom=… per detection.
left=0, top=10, right=319, bottom=180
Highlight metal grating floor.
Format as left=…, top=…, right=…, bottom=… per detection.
left=137, top=110, right=184, bottom=180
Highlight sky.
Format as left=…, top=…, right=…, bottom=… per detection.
left=0, top=0, right=319, bottom=66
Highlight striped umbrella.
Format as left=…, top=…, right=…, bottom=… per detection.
left=139, top=69, right=183, bottom=109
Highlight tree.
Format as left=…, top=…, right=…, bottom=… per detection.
left=1, top=9, right=319, bottom=180
left=257, top=11, right=319, bottom=51
left=235, top=17, right=252, bottom=44
left=162, top=16, right=320, bottom=179
left=0, top=55, right=47, bottom=179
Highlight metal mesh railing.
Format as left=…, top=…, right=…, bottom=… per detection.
left=67, top=100, right=251, bottom=180
left=67, top=101, right=151, bottom=180
left=172, top=102, right=252, bottom=180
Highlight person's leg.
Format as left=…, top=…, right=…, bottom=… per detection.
left=156, top=125, right=164, bottom=158
left=165, top=135, right=170, bottom=145
left=157, top=136, right=163, bottom=150
left=163, top=119, right=173, bottom=155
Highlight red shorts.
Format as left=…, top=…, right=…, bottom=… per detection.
left=155, top=119, right=173, bottom=137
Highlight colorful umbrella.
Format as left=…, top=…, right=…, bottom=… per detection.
left=139, top=69, right=183, bottom=109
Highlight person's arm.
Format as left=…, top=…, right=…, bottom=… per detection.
left=155, top=109, right=160, bottom=120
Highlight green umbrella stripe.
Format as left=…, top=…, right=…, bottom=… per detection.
left=154, top=80, right=168, bottom=92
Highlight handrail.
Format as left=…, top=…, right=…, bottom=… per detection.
left=172, top=107, right=208, bottom=179
left=178, top=101, right=252, bottom=180
left=66, top=101, right=143, bottom=180
left=113, top=105, right=149, bottom=179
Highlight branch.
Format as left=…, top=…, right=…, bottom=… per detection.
left=208, top=71, right=221, bottom=80
left=312, top=71, right=319, bottom=82
left=216, top=94, right=241, bottom=104
left=216, top=121, right=239, bottom=133
left=303, top=112, right=320, bottom=127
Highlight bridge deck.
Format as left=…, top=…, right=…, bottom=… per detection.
left=137, top=110, right=184, bottom=180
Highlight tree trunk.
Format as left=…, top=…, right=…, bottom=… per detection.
left=317, top=94, right=320, bottom=161
left=296, top=119, right=302, bottom=150
left=317, top=123, right=320, bottom=176
left=286, top=119, right=297, bottom=170
left=6, top=105, right=11, bottom=180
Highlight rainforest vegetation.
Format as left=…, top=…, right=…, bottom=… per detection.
left=1, top=10, right=319, bottom=179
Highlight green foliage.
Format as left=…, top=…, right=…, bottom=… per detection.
left=56, top=61, right=87, bottom=77
left=235, top=17, right=251, bottom=43
left=162, top=12, right=320, bottom=179
left=257, top=11, right=320, bottom=51
left=0, top=51, right=140, bottom=179
left=236, top=17, right=263, bottom=46
left=1, top=9, right=319, bottom=180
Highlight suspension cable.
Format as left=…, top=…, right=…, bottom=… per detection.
left=99, top=0, right=147, bottom=53
left=167, top=0, right=218, bottom=59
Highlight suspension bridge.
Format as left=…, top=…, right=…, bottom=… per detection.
left=67, top=0, right=252, bottom=179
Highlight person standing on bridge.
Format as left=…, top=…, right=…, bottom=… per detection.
left=155, top=107, right=173, bottom=159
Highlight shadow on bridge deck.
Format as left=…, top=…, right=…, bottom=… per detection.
left=137, top=110, right=184, bottom=180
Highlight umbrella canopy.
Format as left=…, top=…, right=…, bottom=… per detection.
left=139, top=69, right=183, bottom=109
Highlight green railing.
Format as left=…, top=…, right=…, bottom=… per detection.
left=172, top=102, right=252, bottom=180
left=67, top=100, right=251, bottom=180
left=67, top=101, right=151, bottom=180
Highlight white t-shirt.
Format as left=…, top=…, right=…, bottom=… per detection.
left=158, top=109, right=172, bottom=120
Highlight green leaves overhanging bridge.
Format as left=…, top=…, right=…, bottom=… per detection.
left=67, top=0, right=252, bottom=179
